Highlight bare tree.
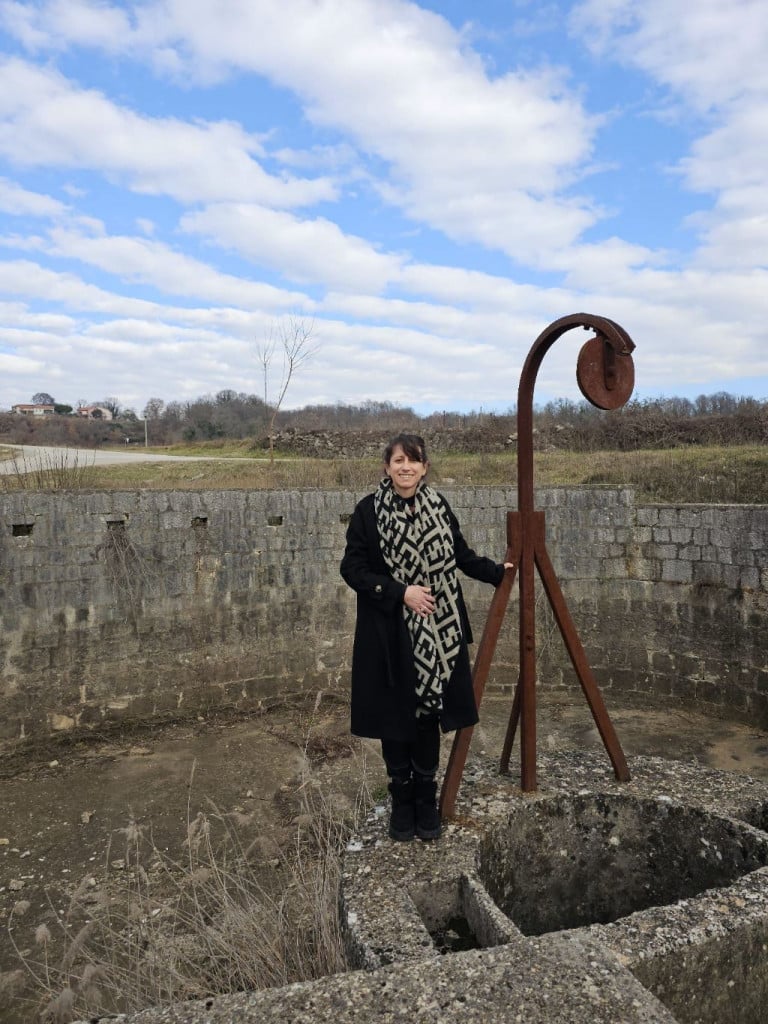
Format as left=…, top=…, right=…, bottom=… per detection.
left=142, top=397, right=165, bottom=421
left=257, top=317, right=319, bottom=464
left=101, top=396, right=121, bottom=418
left=32, top=391, right=55, bottom=405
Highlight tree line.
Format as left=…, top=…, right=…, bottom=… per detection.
left=1, top=389, right=767, bottom=452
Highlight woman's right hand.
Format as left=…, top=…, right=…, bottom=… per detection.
left=404, top=584, right=435, bottom=618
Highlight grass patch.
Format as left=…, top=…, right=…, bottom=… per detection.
left=576, top=445, right=768, bottom=504
left=62, top=457, right=384, bottom=492
left=432, top=445, right=768, bottom=504
left=117, top=440, right=273, bottom=458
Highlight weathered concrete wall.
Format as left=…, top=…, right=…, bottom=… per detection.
left=1, top=486, right=767, bottom=746
left=537, top=491, right=768, bottom=727
left=0, top=489, right=352, bottom=744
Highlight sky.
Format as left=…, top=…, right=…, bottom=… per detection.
left=0, top=0, right=766, bottom=417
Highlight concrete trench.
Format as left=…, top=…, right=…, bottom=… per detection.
left=338, top=752, right=768, bottom=1024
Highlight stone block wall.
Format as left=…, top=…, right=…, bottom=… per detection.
left=1, top=486, right=767, bottom=747
left=0, top=489, right=354, bottom=744
left=534, top=491, right=768, bottom=726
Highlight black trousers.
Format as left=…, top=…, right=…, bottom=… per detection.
left=381, top=715, right=440, bottom=782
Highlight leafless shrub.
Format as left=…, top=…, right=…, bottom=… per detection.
left=98, top=520, right=156, bottom=621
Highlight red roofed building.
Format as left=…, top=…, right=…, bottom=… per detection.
left=77, top=405, right=114, bottom=421
left=11, top=403, right=55, bottom=416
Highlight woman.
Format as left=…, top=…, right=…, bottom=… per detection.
left=340, top=433, right=510, bottom=841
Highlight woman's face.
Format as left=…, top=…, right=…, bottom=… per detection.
left=385, top=444, right=428, bottom=498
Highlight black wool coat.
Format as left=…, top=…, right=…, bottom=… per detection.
left=340, top=491, right=504, bottom=741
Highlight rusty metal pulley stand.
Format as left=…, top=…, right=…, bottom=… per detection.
left=440, top=314, right=636, bottom=815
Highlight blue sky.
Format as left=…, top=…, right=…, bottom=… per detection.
left=0, top=0, right=766, bottom=417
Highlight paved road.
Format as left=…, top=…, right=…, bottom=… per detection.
left=0, top=443, right=258, bottom=474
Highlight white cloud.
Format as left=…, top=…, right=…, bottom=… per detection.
left=45, top=227, right=314, bottom=311
left=321, top=292, right=537, bottom=363
left=392, top=186, right=596, bottom=266
left=571, top=0, right=768, bottom=112
left=0, top=309, right=264, bottom=410
left=0, top=258, right=160, bottom=314
left=0, top=257, right=305, bottom=408
left=0, top=57, right=336, bottom=208
left=680, top=108, right=768, bottom=271
left=0, top=176, right=67, bottom=216
left=0, top=300, right=75, bottom=333
left=181, top=203, right=404, bottom=293
left=0, top=0, right=133, bottom=52
left=64, top=327, right=260, bottom=405
left=0, top=350, right=44, bottom=374
left=549, top=237, right=668, bottom=289
left=398, top=263, right=564, bottom=311
left=0, top=232, right=47, bottom=251
left=0, top=259, right=298, bottom=336
left=273, top=143, right=361, bottom=172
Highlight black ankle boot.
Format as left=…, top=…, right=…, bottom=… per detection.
left=413, top=777, right=441, bottom=840
left=388, top=779, right=415, bottom=841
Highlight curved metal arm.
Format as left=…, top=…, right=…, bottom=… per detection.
left=517, top=313, right=636, bottom=513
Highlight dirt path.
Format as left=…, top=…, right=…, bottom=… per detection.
left=2, top=693, right=767, bottom=1021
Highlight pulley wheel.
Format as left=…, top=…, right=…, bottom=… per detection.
left=576, top=335, right=635, bottom=410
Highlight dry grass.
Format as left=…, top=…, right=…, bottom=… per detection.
left=92, top=456, right=383, bottom=492
left=0, top=448, right=98, bottom=491
left=9, top=733, right=370, bottom=1022
left=574, top=445, right=768, bottom=504
left=433, top=445, right=768, bottom=504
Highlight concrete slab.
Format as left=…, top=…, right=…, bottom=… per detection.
left=102, top=934, right=676, bottom=1024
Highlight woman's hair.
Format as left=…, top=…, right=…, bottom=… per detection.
left=383, top=433, right=428, bottom=465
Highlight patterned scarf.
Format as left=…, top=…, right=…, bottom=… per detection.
left=374, top=477, right=463, bottom=717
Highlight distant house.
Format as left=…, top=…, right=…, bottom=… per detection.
left=77, top=405, right=114, bottom=421
left=11, top=403, right=55, bottom=416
